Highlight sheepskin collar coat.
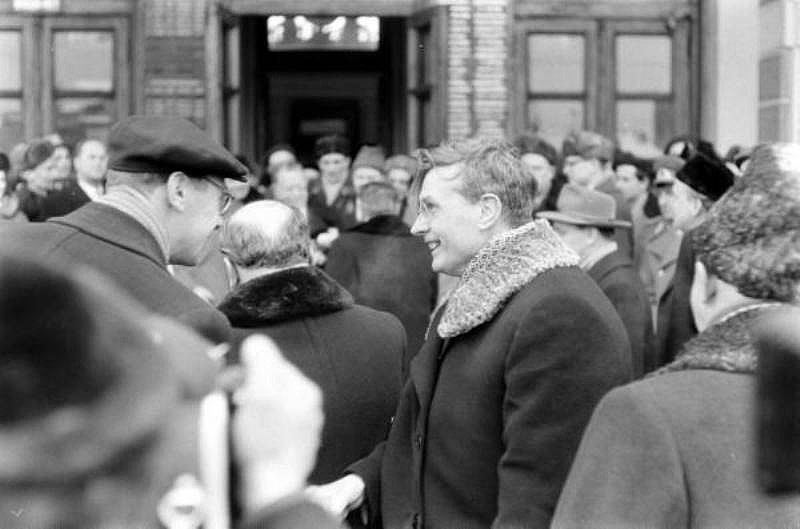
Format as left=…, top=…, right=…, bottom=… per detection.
left=219, top=265, right=354, bottom=326
left=349, top=220, right=632, bottom=529
left=552, top=303, right=800, bottom=529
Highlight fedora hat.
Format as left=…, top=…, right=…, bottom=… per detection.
left=537, top=184, right=632, bottom=229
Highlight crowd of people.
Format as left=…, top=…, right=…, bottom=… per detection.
left=2, top=114, right=800, bottom=529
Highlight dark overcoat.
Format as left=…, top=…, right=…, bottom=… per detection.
left=655, top=229, right=698, bottom=366
left=348, top=221, right=632, bottom=529
left=588, top=250, right=655, bottom=376
left=39, top=178, right=92, bottom=219
left=0, top=202, right=231, bottom=342
left=218, top=266, right=405, bottom=485
left=552, top=305, right=800, bottom=529
left=325, top=215, right=437, bottom=368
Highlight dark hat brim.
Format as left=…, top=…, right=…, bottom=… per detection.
left=537, top=210, right=632, bottom=229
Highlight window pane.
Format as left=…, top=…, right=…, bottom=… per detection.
left=528, top=34, right=584, bottom=93
left=54, top=31, right=114, bottom=92
left=0, top=31, right=22, bottom=91
left=616, top=100, right=673, bottom=156
left=55, top=97, right=115, bottom=146
left=616, top=35, right=671, bottom=94
left=528, top=99, right=584, bottom=148
left=0, top=98, right=24, bottom=154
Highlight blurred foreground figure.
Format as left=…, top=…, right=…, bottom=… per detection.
left=552, top=143, right=800, bottom=529
left=0, top=254, right=338, bottom=529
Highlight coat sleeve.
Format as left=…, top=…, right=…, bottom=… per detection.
left=493, top=293, right=631, bottom=529
left=551, top=384, right=688, bottom=529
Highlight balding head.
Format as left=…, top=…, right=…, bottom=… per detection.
left=223, top=200, right=310, bottom=271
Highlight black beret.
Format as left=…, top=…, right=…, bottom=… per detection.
left=676, top=150, right=735, bottom=202
left=314, top=134, right=350, bottom=159
left=107, top=115, right=247, bottom=181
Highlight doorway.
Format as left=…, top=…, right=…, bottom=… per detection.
left=233, top=16, right=408, bottom=168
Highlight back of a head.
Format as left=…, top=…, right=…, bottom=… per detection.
left=514, top=133, right=558, bottom=167
left=359, top=181, right=400, bottom=219
left=415, top=138, right=535, bottom=227
left=224, top=200, right=310, bottom=270
left=692, top=143, right=800, bottom=302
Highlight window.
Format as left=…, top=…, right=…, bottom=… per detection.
left=408, top=7, right=447, bottom=149
left=514, top=14, right=693, bottom=155
left=0, top=29, right=24, bottom=153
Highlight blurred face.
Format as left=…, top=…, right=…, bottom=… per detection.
left=74, top=140, right=108, bottom=183
left=615, top=164, right=648, bottom=202
left=654, top=168, right=700, bottom=230
left=388, top=168, right=412, bottom=198
left=23, top=152, right=60, bottom=194
left=411, top=163, right=486, bottom=277
left=52, top=145, right=72, bottom=180
left=521, top=153, right=555, bottom=201
left=550, top=221, right=595, bottom=256
left=352, top=167, right=384, bottom=192
left=563, top=155, right=601, bottom=188
left=317, top=153, right=350, bottom=186
left=272, top=168, right=308, bottom=209
left=268, top=149, right=296, bottom=169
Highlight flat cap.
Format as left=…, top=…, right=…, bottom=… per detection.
left=107, top=115, right=247, bottom=181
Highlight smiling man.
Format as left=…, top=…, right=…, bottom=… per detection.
left=307, top=138, right=631, bottom=529
left=0, top=115, right=247, bottom=343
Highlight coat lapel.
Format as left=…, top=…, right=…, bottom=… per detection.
left=410, top=305, right=448, bottom=409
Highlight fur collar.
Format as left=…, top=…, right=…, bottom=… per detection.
left=349, top=215, right=411, bottom=236
left=218, top=266, right=353, bottom=327
left=438, top=220, right=579, bottom=338
left=654, top=303, right=785, bottom=376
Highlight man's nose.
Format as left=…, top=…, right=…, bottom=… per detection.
left=410, top=214, right=427, bottom=235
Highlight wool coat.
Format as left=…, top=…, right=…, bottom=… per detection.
left=0, top=202, right=231, bottom=342
left=308, top=179, right=358, bottom=231
left=39, top=178, right=92, bottom=219
left=587, top=250, right=655, bottom=376
left=552, top=305, right=800, bottom=529
left=325, top=215, right=437, bottom=368
left=348, top=221, right=632, bottom=529
left=218, top=266, right=405, bottom=485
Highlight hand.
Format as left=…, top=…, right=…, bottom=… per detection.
left=305, top=474, right=366, bottom=521
left=232, top=334, right=324, bottom=512
left=315, top=227, right=340, bottom=249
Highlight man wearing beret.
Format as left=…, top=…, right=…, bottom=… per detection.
left=0, top=115, right=247, bottom=343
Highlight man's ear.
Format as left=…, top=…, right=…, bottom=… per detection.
left=477, top=193, right=503, bottom=229
left=165, top=172, right=190, bottom=212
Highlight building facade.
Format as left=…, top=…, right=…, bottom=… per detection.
left=0, top=0, right=788, bottom=165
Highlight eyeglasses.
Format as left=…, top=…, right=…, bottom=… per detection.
left=203, top=177, right=234, bottom=214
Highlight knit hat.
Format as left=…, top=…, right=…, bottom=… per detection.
left=314, top=134, right=350, bottom=159
left=562, top=131, right=615, bottom=162
left=514, top=133, right=558, bottom=167
left=692, top=143, right=800, bottom=302
left=384, top=154, right=417, bottom=175
left=352, top=144, right=386, bottom=172
left=537, top=183, right=631, bottom=229
left=676, top=150, right=735, bottom=201
left=21, top=139, right=56, bottom=171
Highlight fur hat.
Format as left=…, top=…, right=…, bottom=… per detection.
left=562, top=131, right=615, bottom=162
left=314, top=134, right=350, bottom=159
left=514, top=133, right=558, bottom=167
left=537, top=183, right=631, bottom=229
left=692, top=143, right=800, bottom=302
left=676, top=150, right=735, bottom=201
left=352, top=144, right=386, bottom=172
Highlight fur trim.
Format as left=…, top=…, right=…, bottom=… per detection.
left=438, top=220, right=579, bottom=338
left=218, top=266, right=354, bottom=327
left=654, top=303, right=785, bottom=376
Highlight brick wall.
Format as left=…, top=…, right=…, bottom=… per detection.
left=445, top=0, right=510, bottom=140
left=144, top=0, right=207, bottom=127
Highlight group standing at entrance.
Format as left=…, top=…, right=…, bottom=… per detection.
left=2, top=114, right=800, bottom=529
